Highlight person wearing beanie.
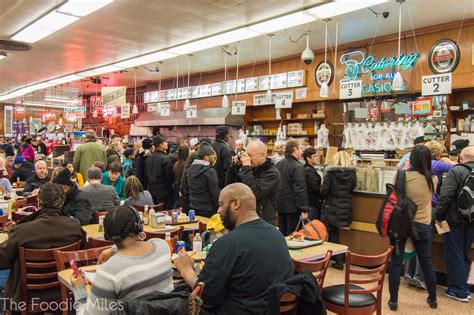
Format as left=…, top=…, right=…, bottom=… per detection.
left=212, top=125, right=233, bottom=189
left=11, top=156, right=35, bottom=182
left=145, top=136, right=175, bottom=209
left=122, top=148, right=136, bottom=178
left=52, top=168, right=93, bottom=225
left=134, top=138, right=154, bottom=186
left=182, top=143, right=219, bottom=217
left=73, top=130, right=107, bottom=180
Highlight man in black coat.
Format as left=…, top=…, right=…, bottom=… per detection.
left=226, top=140, right=281, bottom=226
left=135, top=138, right=153, bottom=187
left=435, top=146, right=474, bottom=301
left=276, top=140, right=310, bottom=236
left=303, top=147, right=322, bottom=220
left=23, top=160, right=50, bottom=197
left=211, top=126, right=232, bottom=189
left=11, top=157, right=35, bottom=182
left=145, top=136, right=175, bottom=209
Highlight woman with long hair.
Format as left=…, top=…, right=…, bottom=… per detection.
left=388, top=145, right=438, bottom=311
left=124, top=175, right=154, bottom=207
left=63, top=161, right=84, bottom=187
left=71, top=206, right=173, bottom=313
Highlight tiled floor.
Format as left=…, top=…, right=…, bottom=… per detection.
left=323, top=268, right=474, bottom=314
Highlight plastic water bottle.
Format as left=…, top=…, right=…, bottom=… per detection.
left=193, top=233, right=202, bottom=252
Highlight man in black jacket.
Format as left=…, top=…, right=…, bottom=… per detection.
left=435, top=146, right=474, bottom=302
left=303, top=147, right=322, bottom=220
left=225, top=140, right=281, bottom=226
left=276, top=140, right=310, bottom=236
left=23, top=160, right=50, bottom=196
left=135, top=138, right=153, bottom=187
left=11, top=157, right=34, bottom=182
left=182, top=143, right=219, bottom=218
left=145, top=136, right=175, bottom=209
left=212, top=126, right=232, bottom=189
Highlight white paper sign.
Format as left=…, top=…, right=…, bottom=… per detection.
left=186, top=106, right=197, bottom=118
left=245, top=77, right=259, bottom=92
left=101, top=86, right=127, bottom=106
left=339, top=80, right=362, bottom=99
left=231, top=101, right=246, bottom=115
left=274, top=92, right=293, bottom=109
left=121, top=103, right=130, bottom=119
left=295, top=88, right=307, bottom=100
left=422, top=73, right=452, bottom=96
left=253, top=93, right=273, bottom=106
left=160, top=103, right=170, bottom=116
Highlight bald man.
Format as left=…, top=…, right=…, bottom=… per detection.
left=175, top=183, right=294, bottom=314
left=23, top=160, right=50, bottom=196
left=225, top=140, right=281, bottom=226
left=435, top=146, right=474, bottom=302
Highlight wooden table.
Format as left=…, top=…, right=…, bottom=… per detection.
left=289, top=241, right=348, bottom=262
left=58, top=265, right=97, bottom=292
left=83, top=215, right=210, bottom=239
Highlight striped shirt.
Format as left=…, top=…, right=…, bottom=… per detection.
left=74, top=239, right=173, bottom=314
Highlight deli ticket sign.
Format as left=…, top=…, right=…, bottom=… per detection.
left=102, top=86, right=127, bottom=106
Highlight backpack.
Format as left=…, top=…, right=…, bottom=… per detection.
left=456, top=165, right=474, bottom=224
left=294, top=218, right=328, bottom=241
left=376, top=170, right=418, bottom=243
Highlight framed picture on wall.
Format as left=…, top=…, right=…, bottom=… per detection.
left=412, top=97, right=433, bottom=116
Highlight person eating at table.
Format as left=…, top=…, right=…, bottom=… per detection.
left=11, top=156, right=34, bottom=182
left=102, top=162, right=126, bottom=200
left=22, top=160, right=50, bottom=197
left=70, top=206, right=174, bottom=314
left=175, top=183, right=295, bottom=314
left=0, top=183, right=85, bottom=306
left=81, top=167, right=120, bottom=213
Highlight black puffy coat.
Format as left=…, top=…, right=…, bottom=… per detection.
left=304, top=164, right=322, bottom=213
left=134, top=153, right=148, bottom=186
left=225, top=159, right=281, bottom=225
left=11, top=161, right=35, bottom=182
left=320, top=166, right=357, bottom=228
left=145, top=150, right=175, bottom=209
left=211, top=140, right=232, bottom=189
left=62, top=185, right=94, bottom=226
left=276, top=155, right=310, bottom=214
left=436, top=162, right=474, bottom=229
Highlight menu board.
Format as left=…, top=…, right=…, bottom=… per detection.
left=158, top=91, right=167, bottom=102
left=176, top=88, right=184, bottom=100
left=224, top=80, right=237, bottom=94
left=211, top=83, right=223, bottom=96
left=245, top=77, right=259, bottom=92
left=258, top=75, right=271, bottom=91
left=287, top=70, right=306, bottom=87
left=191, top=86, right=201, bottom=98
left=200, top=84, right=212, bottom=97
left=237, top=79, right=246, bottom=93
left=144, top=92, right=152, bottom=103
left=166, top=89, right=177, bottom=101
left=271, top=73, right=287, bottom=89
left=180, top=87, right=192, bottom=99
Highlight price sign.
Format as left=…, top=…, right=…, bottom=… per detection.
left=237, top=79, right=246, bottom=93
left=211, top=83, right=223, bottom=96
left=186, top=106, right=197, bottom=118
left=422, top=73, right=452, bottom=96
left=121, top=103, right=130, bottom=119
left=231, top=101, right=246, bottom=115
left=245, top=77, right=259, bottom=92
left=160, top=103, right=170, bottom=116
left=339, top=80, right=362, bottom=99
left=274, top=92, right=293, bottom=109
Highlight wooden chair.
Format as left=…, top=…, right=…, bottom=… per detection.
left=54, top=245, right=112, bottom=315
left=87, top=237, right=114, bottom=248
left=279, top=291, right=299, bottom=314
left=198, top=221, right=207, bottom=234
left=15, top=197, right=37, bottom=213
left=189, top=282, right=206, bottom=315
left=0, top=214, right=7, bottom=232
left=11, top=211, right=32, bottom=223
left=322, top=247, right=393, bottom=315
left=145, top=226, right=184, bottom=241
left=132, top=203, right=164, bottom=213
left=293, top=250, right=332, bottom=289
left=25, top=194, right=38, bottom=207
left=12, top=241, right=81, bottom=315
left=93, top=210, right=109, bottom=223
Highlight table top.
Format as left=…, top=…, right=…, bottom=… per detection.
left=83, top=215, right=210, bottom=239
left=58, top=265, right=97, bottom=292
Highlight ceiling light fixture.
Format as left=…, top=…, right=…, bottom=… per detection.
left=305, top=0, right=389, bottom=19
left=266, top=34, right=274, bottom=103
left=392, top=0, right=405, bottom=92
left=248, top=12, right=316, bottom=34
left=47, top=74, right=86, bottom=85
left=221, top=50, right=229, bottom=108
left=184, top=55, right=192, bottom=110
left=43, top=97, right=79, bottom=103
left=0, top=52, right=7, bottom=60
left=320, top=20, right=330, bottom=98
left=57, top=0, right=113, bottom=17
left=19, top=101, right=67, bottom=109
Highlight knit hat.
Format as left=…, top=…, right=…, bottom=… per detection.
left=450, top=139, right=470, bottom=155
left=152, top=136, right=166, bottom=148
left=236, top=139, right=243, bottom=145
left=52, top=168, right=74, bottom=186
left=14, top=156, right=25, bottom=165
left=141, top=138, right=153, bottom=150
left=414, top=136, right=426, bottom=145
left=123, top=148, right=135, bottom=158
left=189, top=138, right=199, bottom=147
left=198, top=143, right=215, bottom=158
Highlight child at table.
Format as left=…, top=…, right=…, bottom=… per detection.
left=71, top=206, right=173, bottom=314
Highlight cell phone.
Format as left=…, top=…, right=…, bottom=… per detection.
left=70, top=260, right=80, bottom=277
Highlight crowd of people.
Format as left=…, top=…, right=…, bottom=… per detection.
left=0, top=126, right=473, bottom=313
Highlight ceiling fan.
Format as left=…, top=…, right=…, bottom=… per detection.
left=81, top=75, right=110, bottom=85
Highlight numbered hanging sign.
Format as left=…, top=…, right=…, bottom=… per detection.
left=339, top=80, right=362, bottom=99
left=231, top=101, right=246, bottom=115
left=186, top=105, right=197, bottom=118
left=160, top=103, right=170, bottom=116
left=422, top=73, right=452, bottom=96
left=274, top=92, right=293, bottom=109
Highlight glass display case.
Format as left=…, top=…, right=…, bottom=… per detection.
left=354, top=165, right=396, bottom=195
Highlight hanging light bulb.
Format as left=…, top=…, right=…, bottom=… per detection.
left=266, top=89, right=273, bottom=103
left=132, top=103, right=139, bottom=114
left=184, top=55, right=191, bottom=110
left=266, top=34, right=273, bottom=103
left=221, top=49, right=229, bottom=107
left=184, top=98, right=191, bottom=110
left=221, top=94, right=229, bottom=108
left=156, top=62, right=163, bottom=113
left=112, top=105, right=118, bottom=116
left=132, top=67, right=139, bottom=114
left=320, top=20, right=329, bottom=98
left=392, top=0, right=405, bottom=91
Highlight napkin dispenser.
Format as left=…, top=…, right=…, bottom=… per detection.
left=150, top=212, right=166, bottom=229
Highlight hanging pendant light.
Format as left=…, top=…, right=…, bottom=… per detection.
left=221, top=49, right=229, bottom=107
left=132, top=67, right=139, bottom=114
left=320, top=20, right=330, bottom=98
left=156, top=62, right=163, bottom=113
left=184, top=55, right=191, bottom=110
left=266, top=34, right=274, bottom=103
left=392, top=0, right=405, bottom=91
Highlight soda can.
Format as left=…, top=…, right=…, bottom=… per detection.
left=175, top=241, right=186, bottom=254
left=188, top=210, right=196, bottom=221
left=172, top=211, right=179, bottom=223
